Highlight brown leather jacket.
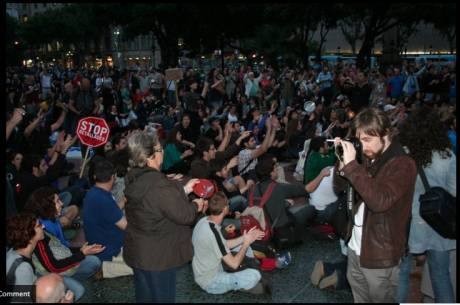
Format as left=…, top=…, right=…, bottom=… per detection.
left=334, top=141, right=417, bottom=268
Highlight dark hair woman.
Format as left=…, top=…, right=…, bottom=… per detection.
left=397, top=106, right=456, bottom=303
left=161, top=127, right=194, bottom=175
left=6, top=213, right=44, bottom=286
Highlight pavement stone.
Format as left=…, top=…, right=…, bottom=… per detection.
left=79, top=238, right=353, bottom=303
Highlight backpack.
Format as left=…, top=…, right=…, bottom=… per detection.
left=6, top=257, right=27, bottom=285
left=240, top=181, right=277, bottom=241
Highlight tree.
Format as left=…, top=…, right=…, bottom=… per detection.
left=314, top=5, right=343, bottom=62
left=339, top=18, right=365, bottom=55
left=345, top=3, right=422, bottom=69
left=422, top=4, right=456, bottom=54
left=6, top=15, right=25, bottom=65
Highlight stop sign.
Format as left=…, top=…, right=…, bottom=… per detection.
left=76, top=117, right=110, bottom=147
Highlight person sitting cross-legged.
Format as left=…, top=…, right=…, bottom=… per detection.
left=83, top=158, right=133, bottom=279
left=191, top=191, right=270, bottom=295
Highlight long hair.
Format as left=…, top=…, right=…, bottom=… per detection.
left=398, top=106, right=452, bottom=167
left=165, top=127, right=182, bottom=146
left=350, top=107, right=393, bottom=140
left=24, top=187, right=59, bottom=221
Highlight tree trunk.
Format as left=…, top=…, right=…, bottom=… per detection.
left=351, top=43, right=356, bottom=56
left=357, top=37, right=373, bottom=69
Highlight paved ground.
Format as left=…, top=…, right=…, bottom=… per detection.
left=79, top=239, right=353, bottom=303
left=73, top=161, right=422, bottom=303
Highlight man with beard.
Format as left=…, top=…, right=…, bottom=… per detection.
left=333, top=107, right=417, bottom=303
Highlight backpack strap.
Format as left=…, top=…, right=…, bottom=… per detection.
left=6, top=256, right=26, bottom=285
left=248, top=184, right=256, bottom=207
left=248, top=181, right=276, bottom=208
left=258, top=181, right=277, bottom=209
left=417, top=165, right=431, bottom=192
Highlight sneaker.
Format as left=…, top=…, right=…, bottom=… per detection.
left=310, top=260, right=324, bottom=286
left=318, top=270, right=338, bottom=289
left=275, top=251, right=292, bottom=269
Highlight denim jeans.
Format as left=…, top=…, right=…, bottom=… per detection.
left=427, top=249, right=455, bottom=303
left=398, top=250, right=454, bottom=303
left=204, top=268, right=261, bottom=294
left=63, top=276, right=85, bottom=301
left=133, top=266, right=177, bottom=303
left=303, top=201, right=338, bottom=225
left=71, top=255, right=102, bottom=282
left=229, top=195, right=248, bottom=213
left=316, top=201, right=339, bottom=224
left=396, top=253, right=412, bottom=303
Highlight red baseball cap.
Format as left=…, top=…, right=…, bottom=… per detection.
left=192, top=179, right=216, bottom=199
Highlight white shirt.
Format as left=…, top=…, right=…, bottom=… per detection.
left=348, top=202, right=365, bottom=256
left=192, top=217, right=230, bottom=289
left=309, top=167, right=337, bottom=211
left=167, top=80, right=176, bottom=91
left=41, top=74, right=51, bottom=88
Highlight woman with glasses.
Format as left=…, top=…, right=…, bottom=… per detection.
left=123, top=130, right=207, bottom=303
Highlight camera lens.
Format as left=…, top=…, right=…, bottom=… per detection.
left=336, top=144, right=344, bottom=158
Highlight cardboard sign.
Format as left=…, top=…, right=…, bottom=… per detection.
left=165, top=68, right=183, bottom=81
left=76, top=117, right=110, bottom=147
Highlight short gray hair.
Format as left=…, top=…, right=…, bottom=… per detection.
left=127, top=130, right=160, bottom=168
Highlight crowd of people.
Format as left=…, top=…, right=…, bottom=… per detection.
left=5, top=56, right=456, bottom=303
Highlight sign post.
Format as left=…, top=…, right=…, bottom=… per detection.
left=76, top=117, right=110, bottom=178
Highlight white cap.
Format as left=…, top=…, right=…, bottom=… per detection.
left=383, top=104, right=397, bottom=111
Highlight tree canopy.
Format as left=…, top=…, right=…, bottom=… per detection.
left=7, top=3, right=456, bottom=68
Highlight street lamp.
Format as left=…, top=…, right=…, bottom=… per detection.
left=113, top=27, right=122, bottom=69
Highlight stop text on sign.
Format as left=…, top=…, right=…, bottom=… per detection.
left=79, top=121, right=109, bottom=140
left=76, top=117, right=110, bottom=147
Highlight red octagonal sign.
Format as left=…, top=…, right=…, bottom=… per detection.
left=76, top=117, right=110, bottom=147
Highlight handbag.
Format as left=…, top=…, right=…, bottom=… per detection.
left=418, top=166, right=456, bottom=239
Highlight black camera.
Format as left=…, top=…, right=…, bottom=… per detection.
left=335, top=137, right=363, bottom=164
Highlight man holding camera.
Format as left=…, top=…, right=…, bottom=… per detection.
left=333, top=107, right=417, bottom=303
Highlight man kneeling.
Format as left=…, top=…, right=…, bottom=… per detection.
left=192, top=191, right=267, bottom=294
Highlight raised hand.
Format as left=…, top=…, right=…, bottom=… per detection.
left=242, top=227, right=265, bottom=245
left=184, top=178, right=199, bottom=195
left=227, top=156, right=239, bottom=169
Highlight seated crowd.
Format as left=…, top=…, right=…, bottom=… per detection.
left=5, top=60, right=456, bottom=303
